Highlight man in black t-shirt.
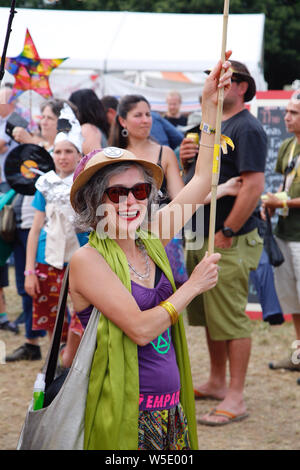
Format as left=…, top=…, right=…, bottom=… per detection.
left=180, top=61, right=267, bottom=426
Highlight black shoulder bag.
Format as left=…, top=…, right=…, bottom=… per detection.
left=264, top=210, right=284, bottom=267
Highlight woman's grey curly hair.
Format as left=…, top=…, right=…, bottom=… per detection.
left=73, top=161, right=159, bottom=232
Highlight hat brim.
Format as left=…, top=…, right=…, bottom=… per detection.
left=70, top=149, right=164, bottom=210
left=240, top=75, right=256, bottom=102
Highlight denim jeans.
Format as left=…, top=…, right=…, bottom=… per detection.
left=13, top=228, right=46, bottom=340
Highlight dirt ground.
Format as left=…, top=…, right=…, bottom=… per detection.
left=1, top=267, right=300, bottom=450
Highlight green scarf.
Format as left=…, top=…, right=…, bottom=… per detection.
left=84, top=230, right=198, bottom=450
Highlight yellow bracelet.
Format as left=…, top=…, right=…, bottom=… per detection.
left=159, top=301, right=179, bottom=325
left=282, top=199, right=288, bottom=208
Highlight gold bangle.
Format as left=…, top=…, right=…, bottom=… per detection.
left=282, top=200, right=288, bottom=208
left=159, top=301, right=179, bottom=325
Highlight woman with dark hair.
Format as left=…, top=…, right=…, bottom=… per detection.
left=69, top=89, right=109, bottom=155
left=109, top=94, right=183, bottom=203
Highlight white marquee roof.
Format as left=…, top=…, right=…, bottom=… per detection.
left=0, top=8, right=265, bottom=80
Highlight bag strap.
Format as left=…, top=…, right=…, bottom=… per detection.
left=157, top=145, right=163, bottom=165
left=43, top=265, right=70, bottom=390
left=0, top=189, right=16, bottom=211
left=282, top=139, right=298, bottom=192
left=264, top=209, right=277, bottom=240
left=265, top=209, right=272, bottom=232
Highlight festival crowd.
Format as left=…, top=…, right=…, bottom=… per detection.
left=0, top=55, right=300, bottom=450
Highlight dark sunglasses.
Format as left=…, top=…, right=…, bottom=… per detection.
left=105, top=182, right=152, bottom=203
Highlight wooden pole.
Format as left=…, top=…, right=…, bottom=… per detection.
left=29, top=85, right=32, bottom=127
left=207, top=0, right=230, bottom=255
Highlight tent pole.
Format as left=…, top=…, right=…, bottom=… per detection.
left=0, top=0, right=17, bottom=87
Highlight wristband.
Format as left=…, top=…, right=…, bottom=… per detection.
left=24, top=270, right=37, bottom=276
left=200, top=121, right=216, bottom=135
left=159, top=301, right=179, bottom=325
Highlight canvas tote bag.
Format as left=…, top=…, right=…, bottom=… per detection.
left=17, top=267, right=100, bottom=450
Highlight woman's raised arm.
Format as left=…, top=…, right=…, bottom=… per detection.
left=152, top=54, right=232, bottom=245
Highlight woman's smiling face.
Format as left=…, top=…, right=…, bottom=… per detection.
left=101, top=166, right=149, bottom=239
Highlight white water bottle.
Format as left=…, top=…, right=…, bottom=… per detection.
left=33, top=373, right=45, bottom=411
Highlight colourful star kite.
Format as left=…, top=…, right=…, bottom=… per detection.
left=4, top=29, right=67, bottom=101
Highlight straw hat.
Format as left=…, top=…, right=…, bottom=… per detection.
left=70, top=147, right=163, bottom=208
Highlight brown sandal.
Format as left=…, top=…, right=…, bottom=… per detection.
left=198, top=408, right=249, bottom=426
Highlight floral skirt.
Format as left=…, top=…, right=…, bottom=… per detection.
left=138, top=403, right=190, bottom=450
left=32, top=263, right=83, bottom=341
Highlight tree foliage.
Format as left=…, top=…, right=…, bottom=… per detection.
left=1, top=0, right=299, bottom=88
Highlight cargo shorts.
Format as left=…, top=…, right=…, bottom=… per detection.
left=186, top=228, right=263, bottom=340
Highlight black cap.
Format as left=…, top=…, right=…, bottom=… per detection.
left=205, top=60, right=256, bottom=102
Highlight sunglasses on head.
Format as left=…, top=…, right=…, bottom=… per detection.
left=105, top=182, right=152, bottom=203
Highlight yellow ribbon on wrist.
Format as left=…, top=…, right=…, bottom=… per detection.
left=159, top=301, right=179, bottom=325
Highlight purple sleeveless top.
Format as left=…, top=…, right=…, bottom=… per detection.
left=77, top=271, right=181, bottom=411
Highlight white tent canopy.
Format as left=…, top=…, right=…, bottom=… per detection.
left=0, top=9, right=267, bottom=112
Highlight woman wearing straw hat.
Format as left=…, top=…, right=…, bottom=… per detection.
left=69, top=55, right=232, bottom=450
left=108, top=92, right=188, bottom=288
